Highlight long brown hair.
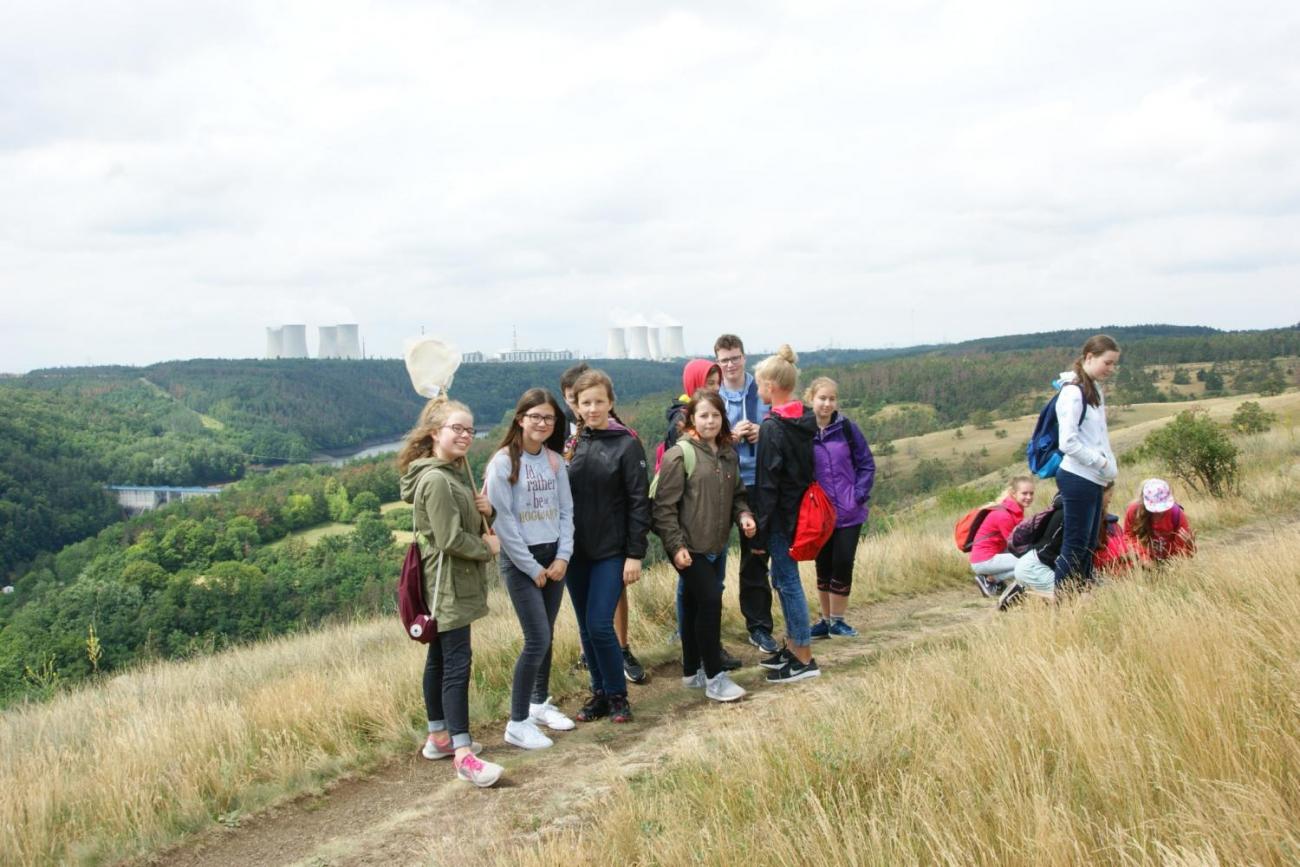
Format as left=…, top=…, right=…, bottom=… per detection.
left=496, top=388, right=567, bottom=484
left=396, top=395, right=473, bottom=472
left=682, top=389, right=734, bottom=449
left=1071, top=334, right=1120, bottom=407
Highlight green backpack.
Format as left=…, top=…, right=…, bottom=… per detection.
left=648, top=438, right=697, bottom=499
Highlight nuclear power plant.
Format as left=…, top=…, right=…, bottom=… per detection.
left=264, top=323, right=361, bottom=359
left=602, top=319, right=686, bottom=360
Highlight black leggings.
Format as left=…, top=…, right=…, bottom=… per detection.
left=677, top=553, right=726, bottom=678
left=423, top=624, right=473, bottom=746
left=815, top=524, right=863, bottom=596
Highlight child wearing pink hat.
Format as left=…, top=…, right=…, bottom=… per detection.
left=1123, top=479, right=1196, bottom=563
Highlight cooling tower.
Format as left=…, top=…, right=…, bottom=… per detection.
left=605, top=327, right=628, bottom=359
left=647, top=327, right=662, bottom=361
left=336, top=323, right=361, bottom=359
left=265, top=327, right=284, bottom=358
left=662, top=325, right=686, bottom=358
left=627, top=325, right=651, bottom=359
left=318, top=326, right=339, bottom=359
left=281, top=324, right=309, bottom=358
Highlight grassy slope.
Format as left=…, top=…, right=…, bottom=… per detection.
left=2, top=394, right=1298, bottom=865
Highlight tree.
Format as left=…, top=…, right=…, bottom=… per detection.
left=350, top=491, right=381, bottom=519
left=1171, top=367, right=1191, bottom=385
left=1230, top=401, right=1277, bottom=435
left=1143, top=410, right=1238, bottom=497
left=351, top=514, right=395, bottom=554
left=324, top=478, right=351, bottom=522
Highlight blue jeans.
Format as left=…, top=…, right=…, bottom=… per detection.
left=1053, top=469, right=1104, bottom=587
left=767, top=531, right=812, bottom=647
left=675, top=552, right=726, bottom=635
left=567, top=555, right=627, bottom=696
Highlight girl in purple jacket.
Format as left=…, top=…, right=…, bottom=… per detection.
left=805, top=377, right=876, bottom=638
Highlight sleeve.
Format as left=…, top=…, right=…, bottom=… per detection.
left=850, top=422, right=875, bottom=503
left=424, top=473, right=493, bottom=562
left=484, top=453, right=544, bottom=579
left=731, top=469, right=751, bottom=526
left=1056, top=384, right=1105, bottom=469
left=751, top=420, right=783, bottom=548
left=555, top=455, right=575, bottom=563
left=650, top=447, right=688, bottom=556
left=622, top=437, right=652, bottom=559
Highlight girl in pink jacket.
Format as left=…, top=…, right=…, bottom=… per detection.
left=970, top=475, right=1036, bottom=597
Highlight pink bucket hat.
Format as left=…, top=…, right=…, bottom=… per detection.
left=1141, top=478, right=1174, bottom=513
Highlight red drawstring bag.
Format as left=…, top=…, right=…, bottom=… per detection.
left=788, top=481, right=837, bottom=561
left=397, top=499, right=445, bottom=643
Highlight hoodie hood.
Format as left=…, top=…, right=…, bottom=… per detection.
left=680, top=359, right=721, bottom=400
left=771, top=399, right=806, bottom=420
left=771, top=399, right=818, bottom=440
left=585, top=419, right=637, bottom=439
left=399, top=455, right=463, bottom=502
left=1054, top=370, right=1078, bottom=389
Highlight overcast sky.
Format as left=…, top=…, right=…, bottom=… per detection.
left=2, top=0, right=1297, bottom=372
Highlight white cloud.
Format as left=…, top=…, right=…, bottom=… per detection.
left=1, top=0, right=1298, bottom=371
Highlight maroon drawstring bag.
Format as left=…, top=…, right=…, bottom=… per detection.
left=398, top=502, right=443, bottom=643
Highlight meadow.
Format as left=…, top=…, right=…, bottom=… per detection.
left=1, top=394, right=1297, bottom=865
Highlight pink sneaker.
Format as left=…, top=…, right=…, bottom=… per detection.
left=454, top=751, right=503, bottom=788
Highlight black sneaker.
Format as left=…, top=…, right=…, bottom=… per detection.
left=575, top=692, right=609, bottom=722
left=973, top=574, right=996, bottom=598
left=608, top=694, right=633, bottom=723
left=748, top=628, right=779, bottom=654
left=759, top=647, right=790, bottom=670
left=766, top=657, right=821, bottom=683
left=622, top=646, right=647, bottom=684
left=718, top=646, right=742, bottom=671
left=998, top=582, right=1026, bottom=611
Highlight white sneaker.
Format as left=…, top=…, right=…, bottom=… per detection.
left=705, top=671, right=747, bottom=702
left=455, top=752, right=504, bottom=787
left=528, top=697, right=576, bottom=731
left=682, top=668, right=706, bottom=688
left=505, top=718, right=554, bottom=750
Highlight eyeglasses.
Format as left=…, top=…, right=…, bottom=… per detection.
left=717, top=354, right=744, bottom=366
left=522, top=412, right=557, bottom=425
left=443, top=424, right=476, bottom=438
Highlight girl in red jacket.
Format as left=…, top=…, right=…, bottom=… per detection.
left=970, top=475, right=1036, bottom=597
left=1123, top=478, right=1196, bottom=564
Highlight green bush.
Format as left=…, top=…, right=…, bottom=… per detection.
left=1142, top=410, right=1238, bottom=497
left=1230, top=401, right=1278, bottom=435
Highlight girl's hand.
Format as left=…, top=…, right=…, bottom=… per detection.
left=545, top=559, right=569, bottom=582
left=483, top=532, right=500, bottom=557
left=738, top=513, right=757, bottom=538
left=533, top=569, right=548, bottom=588
left=474, top=492, right=493, bottom=518
left=623, top=558, right=642, bottom=586
left=673, top=549, right=693, bottom=569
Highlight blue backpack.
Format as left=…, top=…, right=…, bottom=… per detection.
left=1026, top=385, right=1087, bottom=478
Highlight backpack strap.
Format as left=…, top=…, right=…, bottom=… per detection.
left=679, top=438, right=697, bottom=479
left=412, top=469, right=447, bottom=613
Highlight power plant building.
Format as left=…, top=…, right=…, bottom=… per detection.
left=317, top=326, right=339, bottom=359
left=281, top=324, right=308, bottom=358
left=497, top=349, right=574, bottom=363
left=605, top=327, right=628, bottom=359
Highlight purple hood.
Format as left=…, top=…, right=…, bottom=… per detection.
left=812, top=413, right=876, bottom=527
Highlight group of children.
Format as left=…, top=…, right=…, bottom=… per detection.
left=966, top=335, right=1197, bottom=609
left=397, top=334, right=875, bottom=787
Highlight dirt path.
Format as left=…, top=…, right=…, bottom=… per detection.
left=142, top=587, right=991, bottom=867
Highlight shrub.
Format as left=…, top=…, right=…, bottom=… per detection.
left=1143, top=410, right=1238, bottom=497
left=1230, top=401, right=1278, bottom=435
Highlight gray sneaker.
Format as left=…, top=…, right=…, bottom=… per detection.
left=705, top=671, right=747, bottom=702
left=682, top=668, right=706, bottom=688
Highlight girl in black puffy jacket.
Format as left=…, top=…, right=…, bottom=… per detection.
left=564, top=369, right=651, bottom=724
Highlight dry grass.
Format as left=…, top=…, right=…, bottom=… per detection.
left=3, top=402, right=1296, bottom=866
left=516, top=519, right=1300, bottom=866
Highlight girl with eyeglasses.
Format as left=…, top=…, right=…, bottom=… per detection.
left=398, top=395, right=503, bottom=787
left=484, top=389, right=577, bottom=749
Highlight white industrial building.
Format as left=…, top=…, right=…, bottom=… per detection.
left=264, top=323, right=361, bottom=359
left=107, top=485, right=223, bottom=516
left=496, top=349, right=574, bottom=363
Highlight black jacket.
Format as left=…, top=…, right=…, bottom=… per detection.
left=1032, top=494, right=1067, bottom=566
left=568, top=422, right=651, bottom=560
left=751, top=403, right=818, bottom=549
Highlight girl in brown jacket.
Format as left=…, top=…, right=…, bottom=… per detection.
left=652, top=390, right=756, bottom=702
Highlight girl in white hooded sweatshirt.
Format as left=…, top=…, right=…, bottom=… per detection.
left=1051, top=334, right=1120, bottom=590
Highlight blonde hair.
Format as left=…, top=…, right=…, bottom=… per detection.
left=803, top=376, right=837, bottom=404
left=754, top=344, right=799, bottom=394
left=999, top=474, right=1036, bottom=502
left=396, top=395, right=473, bottom=471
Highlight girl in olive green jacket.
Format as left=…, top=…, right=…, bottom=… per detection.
left=397, top=396, right=503, bottom=788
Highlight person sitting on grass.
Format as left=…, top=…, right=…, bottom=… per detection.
left=1123, top=478, right=1196, bottom=565
left=970, top=476, right=1036, bottom=598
